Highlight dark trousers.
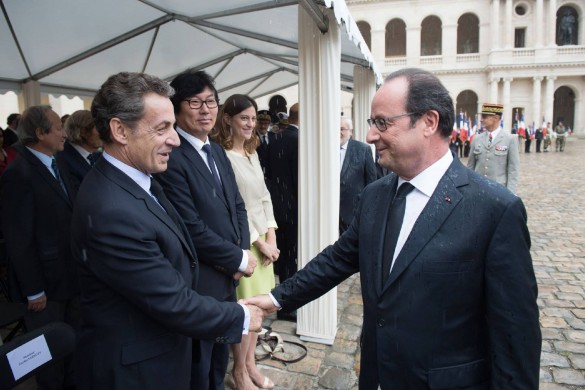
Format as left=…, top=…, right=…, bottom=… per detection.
left=536, top=139, right=542, bottom=152
left=525, top=139, right=532, bottom=153
left=191, top=339, right=229, bottom=390
left=24, top=298, right=80, bottom=390
left=275, top=222, right=298, bottom=285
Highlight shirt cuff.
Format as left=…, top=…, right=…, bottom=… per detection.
left=238, top=303, right=250, bottom=335
left=238, top=249, right=248, bottom=273
left=268, top=293, right=282, bottom=310
left=27, top=291, right=45, bottom=301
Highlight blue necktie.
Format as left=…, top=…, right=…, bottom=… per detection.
left=51, top=158, right=68, bottom=196
left=201, top=144, right=223, bottom=195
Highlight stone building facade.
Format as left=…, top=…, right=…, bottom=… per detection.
left=348, top=0, right=584, bottom=135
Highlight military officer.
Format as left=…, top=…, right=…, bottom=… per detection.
left=467, top=103, right=520, bottom=194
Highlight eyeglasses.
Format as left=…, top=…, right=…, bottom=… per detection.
left=184, top=98, right=218, bottom=110
left=367, top=112, right=414, bottom=131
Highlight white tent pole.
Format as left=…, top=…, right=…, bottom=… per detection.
left=353, top=66, right=376, bottom=146
left=297, top=5, right=340, bottom=345
left=22, top=80, right=41, bottom=109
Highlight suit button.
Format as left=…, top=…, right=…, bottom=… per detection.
left=190, top=262, right=196, bottom=268
left=237, top=239, right=241, bottom=245
left=378, top=319, right=385, bottom=327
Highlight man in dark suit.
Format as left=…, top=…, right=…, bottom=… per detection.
left=154, top=70, right=257, bottom=390
left=0, top=105, right=79, bottom=389
left=3, top=113, right=20, bottom=147
left=58, top=110, right=102, bottom=191
left=244, top=68, right=541, bottom=389
left=267, top=103, right=298, bottom=290
left=339, top=117, right=377, bottom=233
left=71, top=72, right=263, bottom=389
left=255, top=109, right=273, bottom=180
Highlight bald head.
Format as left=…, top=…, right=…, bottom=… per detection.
left=289, top=103, right=299, bottom=125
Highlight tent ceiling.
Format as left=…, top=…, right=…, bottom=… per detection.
left=0, top=0, right=380, bottom=100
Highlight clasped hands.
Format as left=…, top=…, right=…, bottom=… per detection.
left=240, top=294, right=278, bottom=332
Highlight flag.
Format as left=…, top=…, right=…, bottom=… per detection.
left=517, top=112, right=526, bottom=138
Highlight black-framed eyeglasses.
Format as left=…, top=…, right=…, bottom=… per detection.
left=367, top=112, right=415, bottom=131
left=184, top=98, right=218, bottom=110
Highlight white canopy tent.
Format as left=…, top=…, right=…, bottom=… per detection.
left=0, top=0, right=380, bottom=102
left=1, top=0, right=382, bottom=344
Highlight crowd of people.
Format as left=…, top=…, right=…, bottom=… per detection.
left=0, top=67, right=542, bottom=390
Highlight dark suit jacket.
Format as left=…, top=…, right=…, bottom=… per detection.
left=272, top=156, right=541, bottom=389
left=339, top=139, right=377, bottom=231
left=71, top=157, right=244, bottom=389
left=0, top=145, right=77, bottom=302
left=58, top=141, right=91, bottom=192
left=2, top=128, right=19, bottom=147
left=267, top=125, right=298, bottom=225
left=155, top=136, right=249, bottom=301
left=256, top=131, right=274, bottom=180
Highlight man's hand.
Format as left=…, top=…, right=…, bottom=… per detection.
left=246, top=304, right=265, bottom=332
left=241, top=294, right=278, bottom=314
left=233, top=271, right=244, bottom=281
left=27, top=293, right=47, bottom=312
left=243, top=250, right=257, bottom=277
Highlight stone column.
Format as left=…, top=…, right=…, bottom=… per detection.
left=406, top=26, right=421, bottom=66
left=491, top=0, right=501, bottom=49
left=545, top=76, right=556, bottom=125
left=490, top=76, right=500, bottom=103
left=22, top=80, right=41, bottom=108
left=503, top=77, right=513, bottom=131
left=371, top=28, right=386, bottom=66
left=532, top=76, right=543, bottom=128
left=505, top=0, right=513, bottom=48
left=548, top=0, right=557, bottom=46
left=535, top=0, right=544, bottom=47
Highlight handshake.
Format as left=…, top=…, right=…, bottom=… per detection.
left=240, top=294, right=279, bottom=333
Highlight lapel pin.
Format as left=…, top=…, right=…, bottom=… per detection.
left=445, top=196, right=451, bottom=203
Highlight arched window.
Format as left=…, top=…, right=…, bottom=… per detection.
left=421, top=16, right=442, bottom=56
left=357, top=21, right=371, bottom=51
left=455, top=90, right=479, bottom=128
left=553, top=86, right=576, bottom=130
left=556, top=6, right=579, bottom=45
left=385, top=19, right=406, bottom=57
left=457, top=13, right=479, bottom=54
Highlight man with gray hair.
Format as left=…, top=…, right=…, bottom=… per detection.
left=0, top=105, right=78, bottom=389
left=339, top=116, right=377, bottom=233
left=71, top=72, right=264, bottom=389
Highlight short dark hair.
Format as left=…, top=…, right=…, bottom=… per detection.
left=18, top=105, right=53, bottom=146
left=385, top=68, right=454, bottom=138
left=7, top=113, right=20, bottom=127
left=91, top=72, right=174, bottom=145
left=170, top=70, right=219, bottom=115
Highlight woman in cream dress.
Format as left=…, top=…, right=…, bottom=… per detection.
left=212, top=94, right=279, bottom=390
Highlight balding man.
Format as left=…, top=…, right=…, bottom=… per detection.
left=339, top=117, right=376, bottom=233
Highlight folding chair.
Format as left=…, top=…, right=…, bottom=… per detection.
left=0, top=322, right=75, bottom=390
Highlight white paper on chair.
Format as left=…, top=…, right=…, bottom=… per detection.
left=6, top=335, right=53, bottom=381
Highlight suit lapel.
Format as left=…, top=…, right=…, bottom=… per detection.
left=382, top=159, right=468, bottom=293
left=376, top=174, right=399, bottom=296
left=340, top=140, right=353, bottom=179
left=98, top=159, right=196, bottom=261
left=22, top=148, right=72, bottom=206
left=179, top=136, right=228, bottom=207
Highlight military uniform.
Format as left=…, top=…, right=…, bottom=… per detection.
left=467, top=103, right=520, bottom=194
left=555, top=123, right=567, bottom=152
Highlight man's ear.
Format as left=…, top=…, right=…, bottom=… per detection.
left=109, top=118, right=129, bottom=145
left=34, top=127, right=45, bottom=141
left=423, top=110, right=440, bottom=136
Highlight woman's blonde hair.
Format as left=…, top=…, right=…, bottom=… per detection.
left=64, top=110, right=95, bottom=145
